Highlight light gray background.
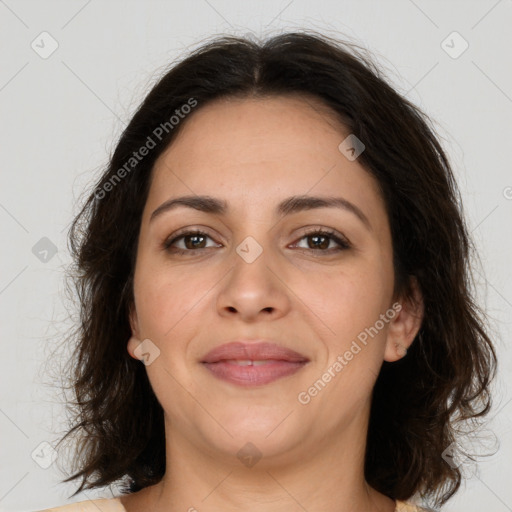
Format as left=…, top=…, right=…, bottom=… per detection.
left=1, top=1, right=511, bottom=511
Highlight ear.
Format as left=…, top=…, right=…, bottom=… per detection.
left=127, top=302, right=141, bottom=360
left=384, top=277, right=424, bottom=362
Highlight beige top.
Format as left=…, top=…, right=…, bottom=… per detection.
left=36, top=497, right=433, bottom=511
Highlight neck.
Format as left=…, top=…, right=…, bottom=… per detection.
left=135, top=405, right=395, bottom=512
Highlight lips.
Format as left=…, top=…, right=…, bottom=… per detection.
left=201, top=341, right=309, bottom=387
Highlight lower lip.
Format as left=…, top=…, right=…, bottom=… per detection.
left=202, top=360, right=308, bottom=387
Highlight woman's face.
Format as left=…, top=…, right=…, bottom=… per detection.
left=128, top=95, right=415, bottom=466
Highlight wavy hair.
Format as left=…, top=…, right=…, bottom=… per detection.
left=55, top=31, right=497, bottom=508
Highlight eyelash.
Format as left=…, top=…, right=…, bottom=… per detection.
left=163, top=228, right=351, bottom=256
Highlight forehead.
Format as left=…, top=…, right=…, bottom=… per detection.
left=163, top=94, right=350, bottom=164
left=146, top=95, right=385, bottom=223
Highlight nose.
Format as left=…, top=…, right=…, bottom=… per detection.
left=216, top=246, right=292, bottom=323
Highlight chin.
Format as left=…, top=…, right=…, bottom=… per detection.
left=208, top=411, right=306, bottom=458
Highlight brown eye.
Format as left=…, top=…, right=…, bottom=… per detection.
left=293, top=229, right=351, bottom=252
left=181, top=233, right=208, bottom=250
left=164, top=230, right=220, bottom=254
left=306, top=233, right=330, bottom=250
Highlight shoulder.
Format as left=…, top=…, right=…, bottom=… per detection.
left=395, top=500, right=438, bottom=512
left=35, top=497, right=126, bottom=512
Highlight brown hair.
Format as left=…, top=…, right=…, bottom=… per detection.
left=55, top=31, right=497, bottom=508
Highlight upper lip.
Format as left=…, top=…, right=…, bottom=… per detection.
left=201, top=341, right=309, bottom=363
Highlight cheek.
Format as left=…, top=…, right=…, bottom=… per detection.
left=316, top=265, right=390, bottom=314
left=312, top=262, right=392, bottom=352
left=133, top=257, right=217, bottom=339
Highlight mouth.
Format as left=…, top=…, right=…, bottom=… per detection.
left=201, top=341, right=310, bottom=387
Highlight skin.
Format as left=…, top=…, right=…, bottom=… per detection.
left=122, top=95, right=423, bottom=512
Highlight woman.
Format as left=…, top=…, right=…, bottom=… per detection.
left=39, top=31, right=496, bottom=512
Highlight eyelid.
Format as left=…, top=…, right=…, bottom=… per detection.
left=299, top=226, right=349, bottom=241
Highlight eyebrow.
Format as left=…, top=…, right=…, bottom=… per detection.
left=150, top=194, right=372, bottom=231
